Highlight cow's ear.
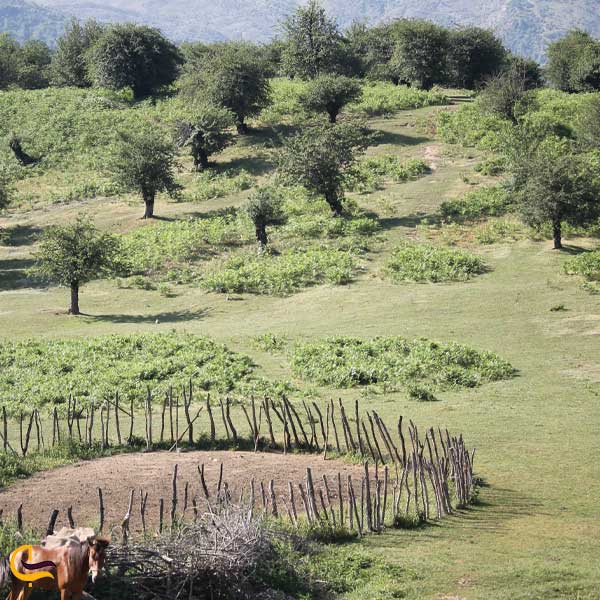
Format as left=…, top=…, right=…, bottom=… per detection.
left=95, top=537, right=110, bottom=550
left=86, top=536, right=96, bottom=546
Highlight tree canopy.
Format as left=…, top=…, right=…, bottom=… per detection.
left=172, top=102, right=236, bottom=170
left=281, top=0, right=346, bottom=79
left=300, top=74, right=362, bottom=122
left=276, top=122, right=370, bottom=215
left=51, top=19, right=104, bottom=88
left=182, top=43, right=271, bottom=133
left=448, top=27, right=507, bottom=89
left=110, top=127, right=180, bottom=219
left=88, top=24, right=183, bottom=98
left=31, top=216, right=121, bottom=315
left=545, top=30, right=600, bottom=92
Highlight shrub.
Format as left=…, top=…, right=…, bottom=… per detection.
left=345, top=156, right=429, bottom=192
left=385, top=242, right=487, bottom=283
left=291, top=336, right=514, bottom=390
left=202, top=247, right=355, bottom=295
left=564, top=251, right=600, bottom=281
left=475, top=156, right=506, bottom=176
left=350, top=82, right=447, bottom=117
left=0, top=333, right=259, bottom=410
left=259, top=77, right=309, bottom=125
left=440, top=186, right=511, bottom=222
left=183, top=169, right=254, bottom=202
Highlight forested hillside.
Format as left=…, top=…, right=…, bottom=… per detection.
left=3, top=0, right=600, bottom=59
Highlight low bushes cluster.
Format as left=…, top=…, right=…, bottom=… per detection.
left=0, top=333, right=258, bottom=410
left=440, top=186, right=512, bottom=222
left=181, top=169, right=254, bottom=202
left=291, top=336, right=514, bottom=390
left=345, top=156, right=429, bottom=193
left=564, top=251, right=600, bottom=288
left=350, top=83, right=448, bottom=117
left=201, top=247, right=355, bottom=295
left=385, top=242, right=487, bottom=283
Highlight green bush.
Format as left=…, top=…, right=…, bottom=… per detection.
left=121, top=212, right=251, bottom=276
left=385, top=242, right=487, bottom=283
left=259, top=77, right=309, bottom=125
left=202, top=247, right=355, bottom=295
left=350, top=82, right=448, bottom=117
left=345, top=156, right=429, bottom=192
left=564, top=251, right=600, bottom=281
left=0, top=333, right=259, bottom=410
left=475, top=156, right=506, bottom=175
left=182, top=169, right=254, bottom=202
left=440, top=186, right=511, bottom=222
left=291, top=336, right=514, bottom=390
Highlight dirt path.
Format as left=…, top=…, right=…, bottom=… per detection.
left=0, top=451, right=365, bottom=533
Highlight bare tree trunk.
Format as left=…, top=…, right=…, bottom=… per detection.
left=69, top=282, right=80, bottom=315
left=142, top=189, right=155, bottom=219
left=553, top=218, right=563, bottom=250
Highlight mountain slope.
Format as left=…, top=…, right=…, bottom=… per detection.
left=5, top=0, right=600, bottom=60
left=0, top=0, right=65, bottom=44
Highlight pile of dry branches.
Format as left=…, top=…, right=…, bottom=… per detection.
left=104, top=504, right=274, bottom=600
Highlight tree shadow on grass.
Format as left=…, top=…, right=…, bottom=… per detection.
left=216, top=154, right=274, bottom=178
left=379, top=213, right=436, bottom=230
left=557, top=244, right=591, bottom=256
left=0, top=257, right=45, bottom=291
left=371, top=130, right=432, bottom=147
left=0, top=224, right=43, bottom=247
left=80, top=308, right=210, bottom=324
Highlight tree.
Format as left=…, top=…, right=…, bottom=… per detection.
left=276, top=122, right=370, bottom=215
left=88, top=24, right=182, bottom=98
left=576, top=95, right=600, bottom=150
left=173, top=103, right=235, bottom=171
left=182, top=43, right=271, bottom=134
left=389, top=19, right=450, bottom=90
left=51, top=19, right=104, bottom=87
left=509, top=137, right=600, bottom=249
left=245, top=186, right=284, bottom=251
left=300, top=74, right=362, bottom=123
left=448, top=27, right=507, bottom=89
left=0, top=33, right=20, bottom=89
left=16, top=40, right=52, bottom=89
left=479, top=64, right=531, bottom=123
left=31, top=216, right=120, bottom=315
left=110, top=128, right=180, bottom=219
left=281, top=0, right=345, bottom=79
left=545, top=30, right=600, bottom=93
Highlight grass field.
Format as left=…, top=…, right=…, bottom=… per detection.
left=1, top=103, right=599, bottom=599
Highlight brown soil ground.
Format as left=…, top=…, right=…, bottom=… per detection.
left=0, top=451, right=365, bottom=534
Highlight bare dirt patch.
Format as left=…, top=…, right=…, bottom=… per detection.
left=0, top=450, right=364, bottom=534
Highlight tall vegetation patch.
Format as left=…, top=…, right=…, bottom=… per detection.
left=291, top=336, right=514, bottom=390
left=440, top=186, right=512, bottom=222
left=385, top=242, right=487, bottom=283
left=0, top=333, right=257, bottom=410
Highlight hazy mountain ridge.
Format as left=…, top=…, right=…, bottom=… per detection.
left=2, top=0, right=600, bottom=60
left=0, top=0, right=65, bottom=44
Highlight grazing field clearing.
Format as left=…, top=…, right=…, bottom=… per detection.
left=1, top=104, right=599, bottom=600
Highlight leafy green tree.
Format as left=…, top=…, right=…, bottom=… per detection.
left=182, top=43, right=271, bottom=134
left=51, top=19, right=104, bottom=87
left=504, top=54, right=543, bottom=89
left=276, top=122, right=370, bottom=215
left=545, top=30, right=600, bottom=92
left=281, top=0, right=345, bottom=79
left=389, top=19, right=450, bottom=90
left=346, top=22, right=395, bottom=81
left=300, top=74, right=362, bottom=123
left=16, top=40, right=52, bottom=89
left=576, top=95, right=600, bottom=150
left=448, top=27, right=507, bottom=89
left=0, top=33, right=20, bottom=89
left=509, top=137, right=600, bottom=249
left=245, top=186, right=284, bottom=250
left=173, top=103, right=235, bottom=170
left=31, top=216, right=121, bottom=315
left=479, top=64, right=531, bottom=123
left=110, top=128, right=180, bottom=219
left=88, top=24, right=182, bottom=98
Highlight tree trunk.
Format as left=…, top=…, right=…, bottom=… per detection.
left=553, top=219, right=563, bottom=250
left=324, top=191, right=343, bottom=217
left=255, top=223, right=268, bottom=252
left=193, top=147, right=209, bottom=171
left=143, top=190, right=155, bottom=219
left=328, top=109, right=337, bottom=124
left=236, top=119, right=248, bottom=135
left=69, top=282, right=80, bottom=316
